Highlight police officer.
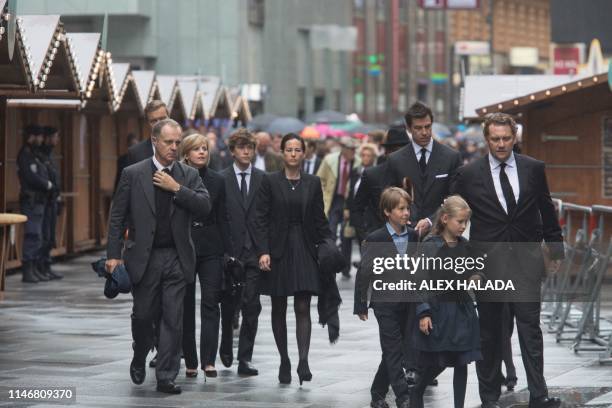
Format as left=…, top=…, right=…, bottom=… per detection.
left=39, top=126, right=63, bottom=280
left=17, top=125, right=53, bottom=283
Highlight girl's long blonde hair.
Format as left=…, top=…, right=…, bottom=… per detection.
left=431, top=195, right=471, bottom=235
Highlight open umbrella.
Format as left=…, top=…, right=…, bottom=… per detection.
left=266, top=117, right=306, bottom=135
left=301, top=126, right=321, bottom=139
left=305, top=110, right=348, bottom=124
left=248, top=113, right=278, bottom=131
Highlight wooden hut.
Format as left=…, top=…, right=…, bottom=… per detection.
left=157, top=75, right=186, bottom=125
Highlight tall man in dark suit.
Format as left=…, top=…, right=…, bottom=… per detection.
left=106, top=119, right=211, bottom=394
left=387, top=102, right=462, bottom=237
left=386, top=102, right=462, bottom=385
left=126, top=100, right=169, bottom=166
left=452, top=113, right=564, bottom=408
left=221, top=128, right=265, bottom=376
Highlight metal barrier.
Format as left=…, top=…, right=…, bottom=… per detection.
left=541, top=201, right=612, bottom=364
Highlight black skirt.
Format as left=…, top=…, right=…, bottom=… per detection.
left=259, top=224, right=320, bottom=296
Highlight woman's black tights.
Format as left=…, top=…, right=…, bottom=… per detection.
left=410, top=364, right=468, bottom=408
left=271, top=293, right=312, bottom=362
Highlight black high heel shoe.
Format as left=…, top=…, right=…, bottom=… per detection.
left=278, top=359, right=291, bottom=384
left=297, top=360, right=312, bottom=385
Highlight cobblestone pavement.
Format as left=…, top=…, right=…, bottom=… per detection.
left=1, top=252, right=611, bottom=407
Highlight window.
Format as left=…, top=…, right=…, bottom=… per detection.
left=248, top=0, right=265, bottom=27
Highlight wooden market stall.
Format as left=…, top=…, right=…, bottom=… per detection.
left=157, top=75, right=186, bottom=125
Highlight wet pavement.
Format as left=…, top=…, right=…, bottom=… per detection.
left=0, top=252, right=611, bottom=407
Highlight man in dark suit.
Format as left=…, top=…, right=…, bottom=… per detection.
left=302, top=140, right=322, bottom=175
left=387, top=102, right=462, bottom=238
left=451, top=113, right=564, bottom=408
left=106, top=119, right=211, bottom=394
left=386, top=102, right=462, bottom=385
left=126, top=100, right=169, bottom=166
left=221, top=128, right=265, bottom=376
left=352, top=127, right=410, bottom=242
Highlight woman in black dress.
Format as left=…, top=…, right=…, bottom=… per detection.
left=180, top=133, right=233, bottom=378
left=254, top=133, right=331, bottom=385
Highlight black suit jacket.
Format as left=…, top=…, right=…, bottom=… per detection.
left=107, top=159, right=211, bottom=285
left=451, top=154, right=564, bottom=286
left=222, top=166, right=265, bottom=260
left=387, top=140, right=461, bottom=223
left=127, top=138, right=154, bottom=166
left=254, top=171, right=331, bottom=260
left=303, top=156, right=322, bottom=175
left=191, top=167, right=233, bottom=259
left=351, top=162, right=392, bottom=240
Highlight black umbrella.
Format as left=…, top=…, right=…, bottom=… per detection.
left=305, top=110, right=348, bottom=124
left=265, top=117, right=306, bottom=135
left=247, top=113, right=278, bottom=131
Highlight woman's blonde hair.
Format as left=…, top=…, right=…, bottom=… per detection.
left=359, top=142, right=379, bottom=158
left=379, top=187, right=412, bottom=220
left=431, top=195, right=472, bottom=235
left=180, top=133, right=210, bottom=166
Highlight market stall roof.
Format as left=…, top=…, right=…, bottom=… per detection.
left=65, top=32, right=101, bottom=95
left=17, top=15, right=78, bottom=94
left=108, top=62, right=143, bottom=112
left=461, top=74, right=585, bottom=120
left=200, top=77, right=220, bottom=119
left=177, top=78, right=201, bottom=120
left=7, top=98, right=81, bottom=109
left=156, top=75, right=178, bottom=108
left=476, top=72, right=610, bottom=116
left=211, top=86, right=233, bottom=119
left=231, top=94, right=252, bottom=124
left=132, top=70, right=159, bottom=111
left=0, top=10, right=31, bottom=91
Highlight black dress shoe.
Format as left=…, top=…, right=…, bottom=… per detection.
left=156, top=381, right=181, bottom=394
left=220, top=353, right=233, bottom=368
left=370, top=399, right=390, bottom=408
left=505, top=378, right=517, bottom=391
left=529, top=396, right=561, bottom=408
left=237, top=361, right=258, bottom=376
left=481, top=402, right=501, bottom=408
left=405, top=369, right=418, bottom=386
left=149, top=354, right=157, bottom=368
left=204, top=369, right=218, bottom=378
left=130, top=358, right=146, bottom=385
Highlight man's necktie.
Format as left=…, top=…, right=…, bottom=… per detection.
left=499, top=162, right=517, bottom=215
left=419, top=148, right=427, bottom=174
left=240, top=172, right=248, bottom=203
left=162, top=168, right=170, bottom=175
left=339, top=160, right=350, bottom=196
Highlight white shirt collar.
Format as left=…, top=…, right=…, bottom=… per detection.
left=233, top=162, right=252, bottom=175
left=152, top=155, right=174, bottom=172
left=489, top=152, right=516, bottom=169
left=411, top=137, right=433, bottom=154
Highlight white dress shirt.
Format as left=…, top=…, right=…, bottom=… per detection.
left=303, top=156, right=317, bottom=175
left=411, top=137, right=434, bottom=164
left=489, top=152, right=520, bottom=214
left=233, top=163, right=252, bottom=194
left=254, top=154, right=266, bottom=171
left=152, top=155, right=174, bottom=172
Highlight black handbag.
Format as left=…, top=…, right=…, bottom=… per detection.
left=317, top=237, right=347, bottom=275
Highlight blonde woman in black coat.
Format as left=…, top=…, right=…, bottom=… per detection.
left=180, top=133, right=233, bottom=379
left=254, top=133, right=331, bottom=385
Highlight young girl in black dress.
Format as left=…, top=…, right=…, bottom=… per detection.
left=411, top=195, right=483, bottom=408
